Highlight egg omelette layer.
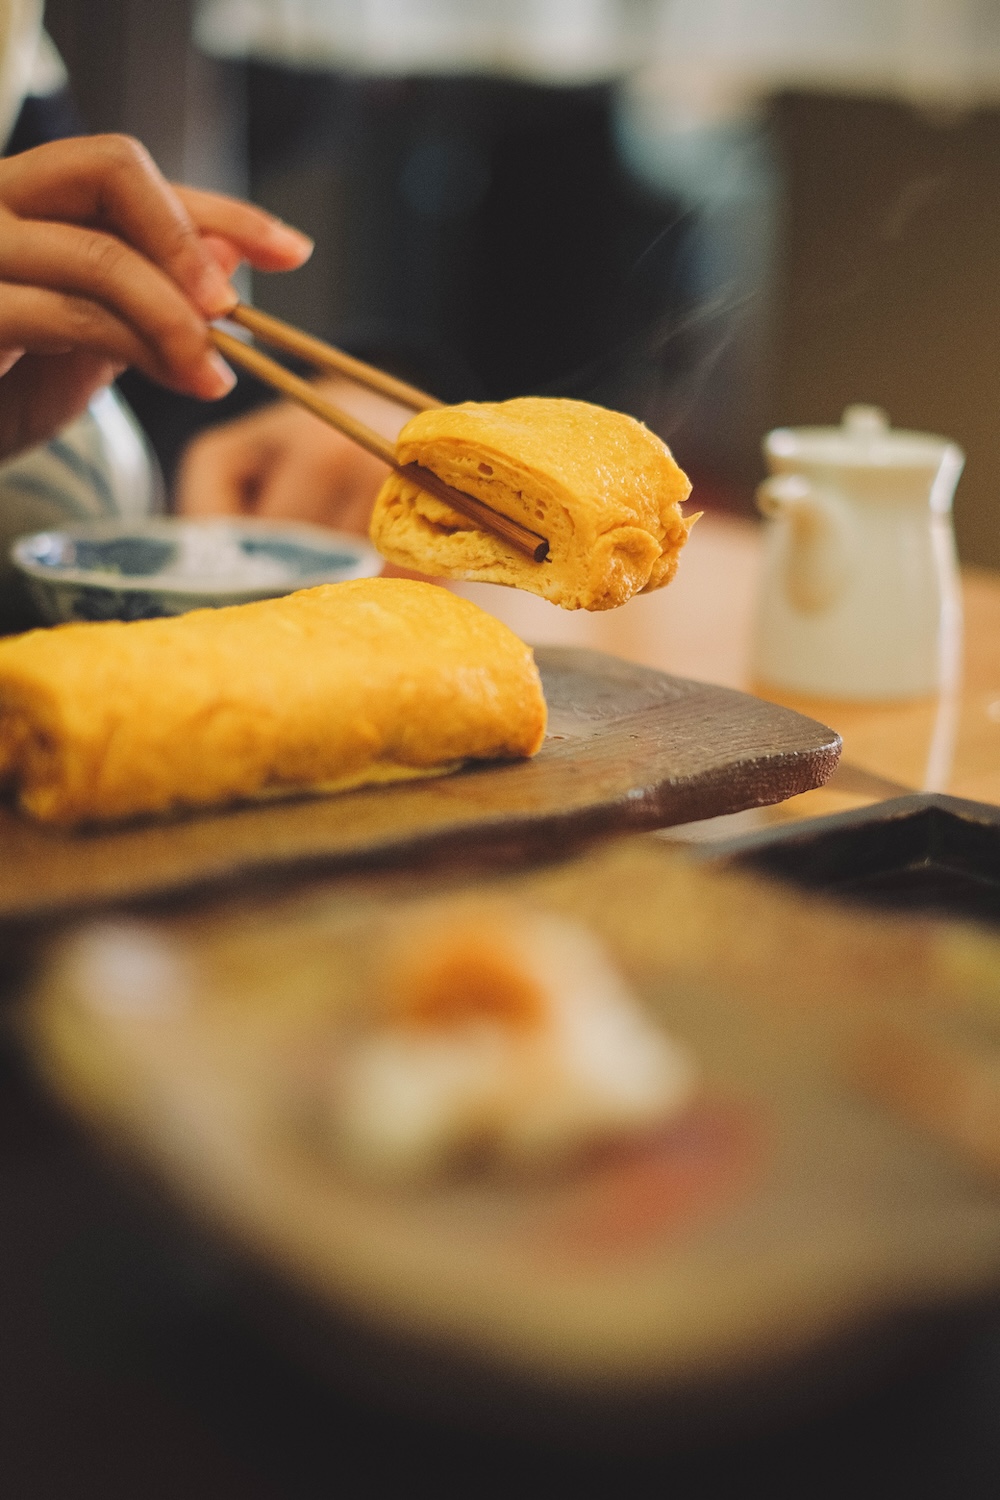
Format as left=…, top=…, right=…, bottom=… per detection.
left=0, top=578, right=547, bottom=826
left=370, top=397, right=695, bottom=611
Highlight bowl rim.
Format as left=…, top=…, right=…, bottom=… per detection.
left=10, top=516, right=383, bottom=597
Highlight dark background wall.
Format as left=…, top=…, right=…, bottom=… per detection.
left=44, top=0, right=237, bottom=189
left=45, top=0, right=186, bottom=166
left=769, top=91, right=1000, bottom=571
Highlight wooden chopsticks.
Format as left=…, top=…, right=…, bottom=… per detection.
left=209, top=306, right=549, bottom=563
left=228, top=304, right=444, bottom=413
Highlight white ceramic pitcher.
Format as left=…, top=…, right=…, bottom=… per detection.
left=751, top=406, right=964, bottom=700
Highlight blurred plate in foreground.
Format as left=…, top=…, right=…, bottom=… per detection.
left=25, top=838, right=1000, bottom=1441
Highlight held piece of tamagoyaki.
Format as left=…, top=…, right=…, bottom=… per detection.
left=369, top=397, right=697, bottom=611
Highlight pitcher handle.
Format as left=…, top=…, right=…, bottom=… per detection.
left=755, top=473, right=814, bottom=518
left=755, top=474, right=852, bottom=613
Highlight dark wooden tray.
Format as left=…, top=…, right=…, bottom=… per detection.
left=705, top=793, right=1000, bottom=925
left=0, top=646, right=839, bottom=923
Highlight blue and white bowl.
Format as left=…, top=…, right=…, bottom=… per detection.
left=11, top=518, right=384, bottom=625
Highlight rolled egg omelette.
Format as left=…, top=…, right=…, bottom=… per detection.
left=0, top=578, right=547, bottom=826
left=369, top=397, right=696, bottom=611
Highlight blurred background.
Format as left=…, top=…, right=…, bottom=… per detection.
left=40, top=0, right=1000, bottom=567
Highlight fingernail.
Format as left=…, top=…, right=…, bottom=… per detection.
left=200, top=350, right=237, bottom=398
left=265, top=221, right=314, bottom=260
left=197, top=263, right=239, bottom=319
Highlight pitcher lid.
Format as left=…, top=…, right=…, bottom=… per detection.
left=764, top=406, right=960, bottom=469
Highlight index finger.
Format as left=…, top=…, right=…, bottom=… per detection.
left=174, top=187, right=314, bottom=272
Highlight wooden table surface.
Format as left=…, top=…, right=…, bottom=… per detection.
left=454, top=512, right=1000, bottom=836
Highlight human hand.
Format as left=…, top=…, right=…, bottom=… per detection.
left=176, top=379, right=408, bottom=535
left=0, top=134, right=313, bottom=459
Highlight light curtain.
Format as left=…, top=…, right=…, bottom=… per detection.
left=196, top=0, right=1000, bottom=113
left=195, top=0, right=656, bottom=83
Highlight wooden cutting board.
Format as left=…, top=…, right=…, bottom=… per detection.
left=0, top=646, right=840, bottom=922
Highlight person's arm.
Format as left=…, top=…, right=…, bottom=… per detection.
left=0, top=133, right=312, bottom=459
left=175, top=378, right=410, bottom=535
